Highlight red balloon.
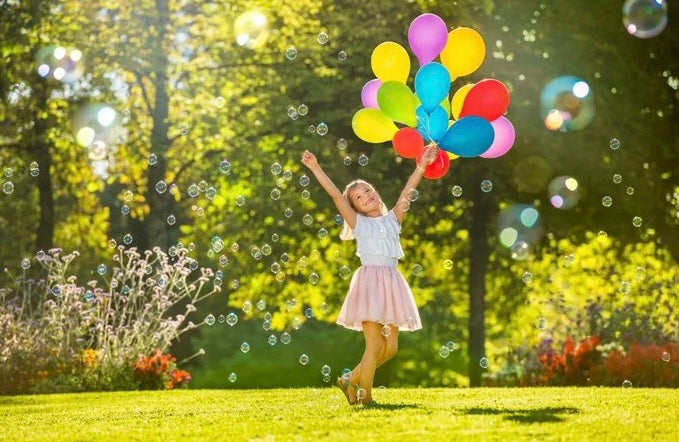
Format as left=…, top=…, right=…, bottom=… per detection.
left=459, top=79, right=510, bottom=121
left=417, top=149, right=450, bottom=180
left=392, top=127, right=425, bottom=159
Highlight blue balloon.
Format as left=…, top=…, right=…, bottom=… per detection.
left=414, top=62, right=451, bottom=113
left=416, top=105, right=448, bottom=143
left=439, top=116, right=495, bottom=157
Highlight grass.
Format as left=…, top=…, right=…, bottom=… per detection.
left=1, top=387, right=678, bottom=441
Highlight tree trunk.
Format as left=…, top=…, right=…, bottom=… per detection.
left=468, top=177, right=491, bottom=387
left=144, top=0, right=173, bottom=251
left=33, top=82, right=54, bottom=252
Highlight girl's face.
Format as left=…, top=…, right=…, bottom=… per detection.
left=350, top=183, right=382, bottom=215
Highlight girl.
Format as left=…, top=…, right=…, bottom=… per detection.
left=301, top=145, right=439, bottom=405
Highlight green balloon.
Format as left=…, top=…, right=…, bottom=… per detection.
left=377, top=81, right=418, bottom=127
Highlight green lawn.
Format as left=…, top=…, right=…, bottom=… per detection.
left=1, top=388, right=678, bottom=441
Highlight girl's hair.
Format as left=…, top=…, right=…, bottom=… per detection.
left=339, top=179, right=388, bottom=241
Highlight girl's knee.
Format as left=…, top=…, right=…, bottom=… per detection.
left=385, top=341, right=398, bottom=360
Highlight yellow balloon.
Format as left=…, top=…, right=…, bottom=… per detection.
left=351, top=108, right=398, bottom=143
left=450, top=83, right=474, bottom=119
left=440, top=27, right=485, bottom=80
left=371, top=41, right=411, bottom=83
left=446, top=151, right=459, bottom=160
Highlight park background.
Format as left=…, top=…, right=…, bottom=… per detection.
left=1, top=0, right=678, bottom=396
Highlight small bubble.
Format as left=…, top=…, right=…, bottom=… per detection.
left=343, top=156, right=351, bottom=166
left=280, top=332, right=291, bottom=344
left=187, top=183, right=199, bottom=197
left=317, top=228, right=328, bottom=239
left=309, top=272, right=320, bottom=284
left=337, top=50, right=348, bottom=61
left=228, top=372, right=237, bottom=383
left=613, top=174, right=622, bottom=184
left=270, top=163, right=282, bottom=175
left=317, top=32, right=329, bottom=45
left=297, top=104, right=308, bottom=115
left=226, top=312, right=238, bottom=326
left=480, top=180, right=493, bottom=192
left=97, top=264, right=107, bottom=275
left=439, top=346, right=450, bottom=358
left=381, top=325, right=391, bottom=337
left=661, top=352, right=671, bottom=362
left=358, top=154, right=369, bottom=166
left=2, top=182, right=14, bottom=195
left=632, top=216, right=642, bottom=227
left=622, top=379, right=633, bottom=388
left=411, top=264, right=423, bottom=276
left=242, top=300, right=252, bottom=313
left=148, top=153, right=158, bottom=165
left=205, top=314, right=216, bottom=326
left=123, top=234, right=133, bottom=245
left=451, top=185, right=463, bottom=197
left=235, top=195, right=245, bottom=206
left=536, top=317, right=547, bottom=330
left=299, top=175, right=310, bottom=187
left=240, top=342, right=250, bottom=353
left=302, top=213, right=313, bottom=226
left=166, top=215, right=176, bottom=225
left=609, top=138, right=621, bottom=150
left=219, top=160, right=231, bottom=174
left=634, top=266, right=646, bottom=280
left=316, top=122, right=328, bottom=136
left=407, top=189, right=419, bottom=202
left=20, top=258, right=31, bottom=270
left=619, top=281, right=630, bottom=294
left=602, top=196, right=613, bottom=207
left=626, top=186, right=634, bottom=195
left=337, top=138, right=347, bottom=150
left=479, top=357, right=489, bottom=369
left=270, top=188, right=281, bottom=200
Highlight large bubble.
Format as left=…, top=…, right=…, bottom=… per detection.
left=548, top=176, right=581, bottom=209
left=234, top=11, right=270, bottom=49
left=496, top=204, right=543, bottom=257
left=540, top=76, right=595, bottom=132
left=35, top=46, right=84, bottom=83
left=622, top=0, right=668, bottom=39
left=72, top=103, right=124, bottom=153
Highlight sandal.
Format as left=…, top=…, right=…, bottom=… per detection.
left=336, top=375, right=358, bottom=405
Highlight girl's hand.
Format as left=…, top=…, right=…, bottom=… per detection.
left=418, top=144, right=438, bottom=168
left=301, top=150, right=319, bottom=170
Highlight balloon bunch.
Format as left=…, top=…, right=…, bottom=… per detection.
left=351, top=13, right=515, bottom=179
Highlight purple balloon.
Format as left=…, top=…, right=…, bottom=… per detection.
left=480, top=116, right=516, bottom=158
left=361, top=79, right=382, bottom=109
left=408, top=13, right=449, bottom=66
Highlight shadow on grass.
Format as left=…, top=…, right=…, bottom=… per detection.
left=353, top=402, right=420, bottom=411
left=464, top=406, right=580, bottom=423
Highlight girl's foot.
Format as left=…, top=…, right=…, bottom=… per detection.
left=336, top=376, right=357, bottom=405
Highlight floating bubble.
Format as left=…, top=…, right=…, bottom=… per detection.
left=358, top=154, right=369, bottom=166
left=302, top=213, right=313, bottom=226
left=411, top=264, right=423, bottom=276
left=497, top=204, right=542, bottom=255
left=214, top=96, right=225, bottom=108
left=155, top=180, right=168, bottom=194
left=228, top=372, right=237, bottom=383
left=205, top=314, right=216, bottom=326
left=602, top=196, right=613, bottom=207
left=337, top=138, right=348, bottom=150
left=318, top=228, right=328, bottom=239
left=407, top=189, right=420, bottom=202
left=622, top=379, right=633, bottom=388
left=623, top=0, right=667, bottom=39
left=317, top=32, right=329, bottom=45
left=299, top=175, right=310, bottom=187
left=479, top=357, right=489, bottom=369
left=443, top=259, right=453, bottom=270
left=217, top=315, right=225, bottom=324
left=285, top=46, right=298, bottom=60
left=234, top=11, right=270, bottom=49
left=35, top=46, right=84, bottom=83
left=298, top=104, right=308, bottom=116
left=661, top=351, right=671, bottom=362
left=299, top=354, right=310, bottom=365
left=282, top=170, right=293, bottom=181
left=439, top=346, right=450, bottom=358
left=632, top=216, right=643, bottom=227
left=626, top=187, right=634, bottom=196
left=123, top=234, right=133, bottom=245
left=480, top=180, right=493, bottom=193
left=316, top=122, right=328, bottom=136
left=271, top=233, right=280, bottom=242
left=73, top=104, right=125, bottom=152
left=21, top=258, right=31, bottom=270
left=338, top=50, right=348, bottom=61
left=97, top=264, right=107, bottom=275
left=321, top=364, right=331, bottom=376
left=619, top=281, right=631, bottom=294
left=635, top=266, right=646, bottom=280
left=548, top=176, right=581, bottom=209
left=451, top=185, right=463, bottom=197
left=343, top=156, right=352, bottom=166
left=166, top=215, right=176, bottom=225
left=270, top=163, right=282, bottom=175
left=380, top=325, right=392, bottom=337
left=540, top=76, right=595, bottom=131
left=339, top=266, right=351, bottom=279
left=280, top=332, right=292, bottom=344
left=240, top=342, right=250, bottom=353
left=522, top=271, right=534, bottom=284
left=356, top=388, right=367, bottom=402
left=309, top=272, right=320, bottom=284
left=2, top=182, right=14, bottom=195
left=275, top=272, right=286, bottom=282
left=226, top=312, right=238, bottom=326
left=536, top=317, right=548, bottom=330
left=29, top=162, right=40, bottom=177
left=511, top=241, right=531, bottom=260
left=613, top=174, right=622, bottom=184
left=609, top=138, right=621, bottom=150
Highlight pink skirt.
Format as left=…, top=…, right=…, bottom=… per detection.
left=336, top=265, right=422, bottom=332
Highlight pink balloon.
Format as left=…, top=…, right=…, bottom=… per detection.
left=361, top=79, right=382, bottom=109
left=408, top=13, right=448, bottom=66
left=480, top=116, right=515, bottom=158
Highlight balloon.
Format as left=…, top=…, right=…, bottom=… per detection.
left=446, top=151, right=459, bottom=160
left=440, top=27, right=486, bottom=79
left=460, top=79, right=510, bottom=121
left=392, top=127, right=425, bottom=159
left=377, top=81, right=418, bottom=127
left=371, top=41, right=411, bottom=83
left=351, top=108, right=399, bottom=143
left=414, top=62, right=451, bottom=113
left=361, top=79, right=382, bottom=109
left=416, top=105, right=448, bottom=143
left=439, top=116, right=495, bottom=157
left=450, top=83, right=473, bottom=120
left=417, top=148, right=450, bottom=180
left=440, top=96, right=450, bottom=117
left=408, top=13, right=449, bottom=66
left=480, top=116, right=515, bottom=158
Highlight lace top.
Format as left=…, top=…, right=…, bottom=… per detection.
left=353, top=210, right=405, bottom=259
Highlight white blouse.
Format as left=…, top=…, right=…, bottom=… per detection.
left=353, top=210, right=405, bottom=259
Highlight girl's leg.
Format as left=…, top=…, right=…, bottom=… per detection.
left=353, top=321, right=384, bottom=403
left=348, top=324, right=399, bottom=381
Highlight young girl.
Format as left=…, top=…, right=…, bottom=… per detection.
left=301, top=145, right=439, bottom=405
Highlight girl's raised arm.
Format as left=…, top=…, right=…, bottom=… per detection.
left=301, top=150, right=357, bottom=229
left=392, top=145, right=439, bottom=224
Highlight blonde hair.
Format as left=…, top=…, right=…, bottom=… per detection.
left=339, top=179, right=388, bottom=241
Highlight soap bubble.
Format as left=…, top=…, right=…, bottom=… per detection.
left=497, top=204, right=542, bottom=256
left=623, top=0, right=667, bottom=39
left=548, top=176, right=581, bottom=209
left=285, top=46, right=298, bottom=60
left=317, top=32, right=329, bottom=45
left=72, top=103, right=124, bottom=149
left=35, top=46, right=85, bottom=83
left=540, top=76, right=595, bottom=131
left=234, top=11, right=270, bottom=49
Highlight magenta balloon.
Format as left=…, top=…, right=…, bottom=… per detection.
left=480, top=116, right=515, bottom=158
left=361, top=79, right=382, bottom=109
left=408, top=13, right=448, bottom=66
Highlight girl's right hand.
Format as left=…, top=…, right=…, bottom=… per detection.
left=301, top=150, right=319, bottom=169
